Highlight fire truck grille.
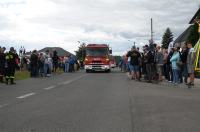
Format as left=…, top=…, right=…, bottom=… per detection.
left=92, top=61, right=102, bottom=64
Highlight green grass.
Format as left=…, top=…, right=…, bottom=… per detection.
left=15, top=70, right=30, bottom=80
left=14, top=68, right=64, bottom=81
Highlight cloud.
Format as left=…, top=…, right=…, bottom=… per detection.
left=0, top=0, right=199, bottom=55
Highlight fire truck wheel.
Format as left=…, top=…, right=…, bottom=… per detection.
left=106, top=69, right=111, bottom=73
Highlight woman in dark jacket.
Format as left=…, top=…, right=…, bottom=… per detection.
left=181, top=45, right=189, bottom=83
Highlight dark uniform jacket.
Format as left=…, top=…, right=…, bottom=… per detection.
left=5, top=51, right=17, bottom=68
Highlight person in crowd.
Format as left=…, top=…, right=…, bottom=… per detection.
left=123, top=55, right=128, bottom=72
left=63, top=54, right=69, bottom=72
left=44, top=50, right=50, bottom=77
left=177, top=47, right=183, bottom=83
left=74, top=59, right=79, bottom=71
left=163, top=49, right=169, bottom=80
left=23, top=46, right=26, bottom=55
left=181, top=45, right=189, bottom=84
left=152, top=44, right=158, bottom=80
left=5, top=47, right=18, bottom=84
left=52, top=50, right=59, bottom=73
left=119, top=55, right=126, bottom=72
left=14, top=50, right=20, bottom=70
left=142, top=45, right=148, bottom=80
left=167, top=48, right=174, bottom=82
left=155, top=46, right=164, bottom=81
left=47, top=53, right=53, bottom=76
left=144, top=45, right=155, bottom=83
left=19, top=46, right=23, bottom=56
left=38, top=53, right=45, bottom=77
left=186, top=43, right=196, bottom=86
left=170, top=47, right=181, bottom=85
left=127, top=53, right=131, bottom=75
left=126, top=46, right=141, bottom=81
left=137, top=47, right=142, bottom=78
left=68, top=55, right=75, bottom=72
left=0, top=47, right=6, bottom=83
left=30, top=50, right=38, bottom=77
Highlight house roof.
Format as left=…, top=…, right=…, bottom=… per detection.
left=189, top=8, right=200, bottom=24
left=174, top=25, right=193, bottom=44
left=38, top=47, right=73, bottom=57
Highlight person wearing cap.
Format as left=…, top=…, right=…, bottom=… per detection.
left=126, top=46, right=141, bottom=80
left=44, top=50, right=50, bottom=77
left=186, top=43, right=196, bottom=86
left=5, top=47, right=18, bottom=84
left=155, top=46, right=164, bottom=81
left=170, top=47, right=181, bottom=85
left=30, top=50, right=38, bottom=77
left=144, top=45, right=155, bottom=83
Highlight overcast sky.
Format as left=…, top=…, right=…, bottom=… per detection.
left=0, top=0, right=199, bottom=55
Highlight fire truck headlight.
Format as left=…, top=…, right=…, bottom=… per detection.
left=104, top=65, right=110, bottom=69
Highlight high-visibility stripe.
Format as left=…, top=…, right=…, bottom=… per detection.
left=5, top=56, right=9, bottom=60
left=9, top=55, right=13, bottom=59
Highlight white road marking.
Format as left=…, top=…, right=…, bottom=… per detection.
left=62, top=80, right=73, bottom=85
left=0, top=104, right=8, bottom=109
left=44, top=85, right=56, bottom=90
left=62, top=75, right=87, bottom=85
left=17, top=93, right=36, bottom=99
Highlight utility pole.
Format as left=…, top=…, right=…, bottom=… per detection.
left=128, top=40, right=136, bottom=47
left=151, top=18, right=154, bottom=44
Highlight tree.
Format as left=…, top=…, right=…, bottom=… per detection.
left=75, top=43, right=86, bottom=61
left=187, top=22, right=199, bottom=47
left=161, top=28, right=173, bottom=49
left=187, top=23, right=199, bottom=46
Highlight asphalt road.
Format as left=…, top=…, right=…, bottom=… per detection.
left=0, top=69, right=200, bottom=132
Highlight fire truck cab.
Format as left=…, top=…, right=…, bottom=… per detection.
left=84, top=44, right=111, bottom=72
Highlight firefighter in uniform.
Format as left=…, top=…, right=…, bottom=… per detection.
left=5, top=47, right=17, bottom=85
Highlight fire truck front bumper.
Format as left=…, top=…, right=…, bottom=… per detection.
left=85, top=65, right=110, bottom=71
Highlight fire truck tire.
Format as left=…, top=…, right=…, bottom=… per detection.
left=106, top=69, right=111, bottom=73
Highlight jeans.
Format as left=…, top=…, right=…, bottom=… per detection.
left=183, top=64, right=188, bottom=78
left=64, top=63, right=69, bottom=72
left=178, top=69, right=182, bottom=83
left=39, top=65, right=44, bottom=77
left=172, top=69, right=179, bottom=83
left=30, top=65, right=38, bottom=77
left=146, top=63, right=153, bottom=81
left=165, top=64, right=173, bottom=81
left=127, top=62, right=131, bottom=72
left=44, top=63, right=49, bottom=76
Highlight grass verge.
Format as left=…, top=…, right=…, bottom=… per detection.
left=15, top=70, right=30, bottom=81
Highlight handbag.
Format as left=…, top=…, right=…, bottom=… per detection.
left=176, top=58, right=183, bottom=67
left=176, top=52, right=183, bottom=68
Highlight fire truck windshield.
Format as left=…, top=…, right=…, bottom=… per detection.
left=86, top=48, right=109, bottom=57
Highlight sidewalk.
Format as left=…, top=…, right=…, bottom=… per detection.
left=195, top=78, right=200, bottom=86
left=127, top=73, right=200, bottom=89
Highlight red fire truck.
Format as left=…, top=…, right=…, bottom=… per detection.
left=84, top=44, right=111, bottom=72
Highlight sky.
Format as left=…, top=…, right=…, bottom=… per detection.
left=0, top=0, right=199, bottom=55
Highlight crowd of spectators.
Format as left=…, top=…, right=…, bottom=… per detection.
left=119, top=42, right=197, bottom=87
left=0, top=46, right=80, bottom=85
